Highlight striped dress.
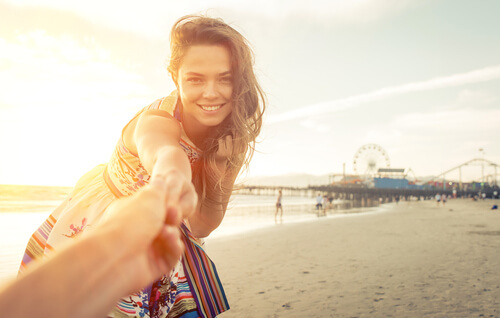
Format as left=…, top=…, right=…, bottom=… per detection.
left=19, top=91, right=230, bottom=318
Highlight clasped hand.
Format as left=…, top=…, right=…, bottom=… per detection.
left=98, top=170, right=197, bottom=294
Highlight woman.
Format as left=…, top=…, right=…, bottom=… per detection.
left=20, top=14, right=265, bottom=318
left=275, top=189, right=283, bottom=224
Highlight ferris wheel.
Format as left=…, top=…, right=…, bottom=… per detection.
left=353, top=144, right=390, bottom=177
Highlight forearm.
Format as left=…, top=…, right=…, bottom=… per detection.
left=149, top=145, right=192, bottom=182
left=189, top=202, right=225, bottom=238
left=0, top=228, right=129, bottom=318
left=133, top=111, right=191, bottom=181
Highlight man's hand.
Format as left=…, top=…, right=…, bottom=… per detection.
left=98, top=172, right=197, bottom=293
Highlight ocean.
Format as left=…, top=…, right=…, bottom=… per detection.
left=0, top=184, right=382, bottom=285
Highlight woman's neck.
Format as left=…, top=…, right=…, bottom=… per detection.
left=181, top=114, right=213, bottom=149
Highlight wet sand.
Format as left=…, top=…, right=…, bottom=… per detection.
left=206, top=199, right=500, bottom=317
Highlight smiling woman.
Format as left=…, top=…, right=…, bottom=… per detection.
left=177, top=45, right=234, bottom=143
left=18, top=14, right=266, bottom=318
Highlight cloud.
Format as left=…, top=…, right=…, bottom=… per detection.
left=393, top=109, right=500, bottom=133
left=2, top=0, right=421, bottom=37
left=267, top=64, right=500, bottom=124
left=211, top=0, right=418, bottom=21
left=0, top=30, right=151, bottom=110
left=457, top=89, right=499, bottom=106
left=299, top=118, right=331, bottom=133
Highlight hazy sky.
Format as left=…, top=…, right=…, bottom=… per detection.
left=1, top=0, right=499, bottom=186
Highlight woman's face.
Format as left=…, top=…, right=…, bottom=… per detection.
left=177, top=45, right=233, bottom=132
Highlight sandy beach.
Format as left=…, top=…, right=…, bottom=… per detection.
left=206, top=199, right=500, bottom=317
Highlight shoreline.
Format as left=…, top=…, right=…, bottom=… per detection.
left=208, top=200, right=386, bottom=239
left=0, top=196, right=381, bottom=284
left=206, top=199, right=500, bottom=317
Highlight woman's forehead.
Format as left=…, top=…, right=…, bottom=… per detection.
left=179, top=45, right=232, bottom=74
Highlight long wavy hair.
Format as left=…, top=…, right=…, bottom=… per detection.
left=167, top=15, right=266, bottom=209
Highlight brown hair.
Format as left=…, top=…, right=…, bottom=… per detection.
left=167, top=15, right=266, bottom=208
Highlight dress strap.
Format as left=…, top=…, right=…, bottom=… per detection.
left=174, top=102, right=181, bottom=121
left=180, top=224, right=230, bottom=318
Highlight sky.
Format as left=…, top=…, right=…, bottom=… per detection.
left=1, top=0, right=499, bottom=186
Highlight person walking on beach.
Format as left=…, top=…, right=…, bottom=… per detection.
left=316, top=192, right=323, bottom=211
left=442, top=193, right=447, bottom=205
left=322, top=193, right=328, bottom=216
left=275, top=189, right=283, bottom=224
left=19, top=14, right=266, bottom=318
left=436, top=193, right=441, bottom=206
left=328, top=193, right=334, bottom=206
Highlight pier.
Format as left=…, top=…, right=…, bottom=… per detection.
left=237, top=184, right=498, bottom=207
left=238, top=157, right=500, bottom=206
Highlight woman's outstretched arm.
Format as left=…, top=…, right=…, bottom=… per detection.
left=125, top=109, right=196, bottom=213
left=126, top=110, right=239, bottom=238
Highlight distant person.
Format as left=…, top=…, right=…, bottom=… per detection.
left=435, top=193, right=441, bottom=206
left=322, top=193, right=328, bottom=216
left=275, top=189, right=283, bottom=224
left=316, top=193, right=323, bottom=211
left=0, top=177, right=189, bottom=318
left=442, top=194, right=447, bottom=205
left=328, top=194, right=334, bottom=205
left=18, top=15, right=265, bottom=318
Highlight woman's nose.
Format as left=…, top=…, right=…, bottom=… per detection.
left=202, top=81, right=218, bottom=99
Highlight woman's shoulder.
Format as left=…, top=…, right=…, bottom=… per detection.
left=149, top=91, right=178, bottom=117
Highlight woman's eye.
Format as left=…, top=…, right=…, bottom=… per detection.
left=187, top=78, right=202, bottom=83
left=219, top=77, right=233, bottom=84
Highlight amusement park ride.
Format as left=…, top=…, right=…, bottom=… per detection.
left=330, top=144, right=404, bottom=186
left=330, top=144, right=499, bottom=190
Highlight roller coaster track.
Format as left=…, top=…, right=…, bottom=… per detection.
left=427, top=158, right=499, bottom=186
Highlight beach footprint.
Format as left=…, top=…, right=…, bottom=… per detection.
left=282, top=302, right=292, bottom=309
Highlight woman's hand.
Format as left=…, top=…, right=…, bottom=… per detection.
left=216, top=134, right=245, bottom=167
left=153, top=169, right=198, bottom=221
left=216, top=135, right=233, bottom=161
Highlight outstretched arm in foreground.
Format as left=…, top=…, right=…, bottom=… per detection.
left=0, top=174, right=197, bottom=318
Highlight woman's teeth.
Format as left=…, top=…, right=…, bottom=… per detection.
left=200, top=104, right=223, bottom=111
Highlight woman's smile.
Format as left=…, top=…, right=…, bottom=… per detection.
left=198, top=103, right=225, bottom=111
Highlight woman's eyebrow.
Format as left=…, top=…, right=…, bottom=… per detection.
left=184, top=71, right=231, bottom=77
left=185, top=71, right=204, bottom=76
